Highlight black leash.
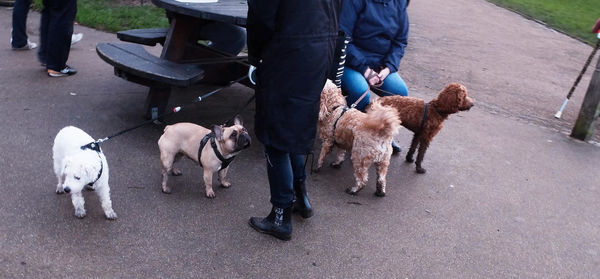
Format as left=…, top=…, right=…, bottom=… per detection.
left=85, top=75, right=250, bottom=148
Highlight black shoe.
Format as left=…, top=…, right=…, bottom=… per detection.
left=249, top=206, right=292, bottom=241
left=292, top=179, right=313, bottom=218
left=47, top=65, right=77, bottom=77
left=391, top=141, right=402, bottom=155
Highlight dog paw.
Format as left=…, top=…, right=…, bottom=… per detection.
left=345, top=188, right=358, bottom=195
left=405, top=157, right=414, bottom=163
left=220, top=182, right=231, bottom=188
left=161, top=187, right=172, bottom=194
left=416, top=167, right=427, bottom=174
left=205, top=191, right=216, bottom=199
left=56, top=189, right=65, bottom=194
left=74, top=208, right=86, bottom=219
left=171, top=169, right=182, bottom=176
left=105, top=211, right=118, bottom=220
left=330, top=162, right=342, bottom=169
left=374, top=190, right=386, bottom=197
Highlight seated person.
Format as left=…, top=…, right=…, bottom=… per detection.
left=339, top=0, right=410, bottom=111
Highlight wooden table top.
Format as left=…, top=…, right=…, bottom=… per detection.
left=152, top=0, right=247, bottom=27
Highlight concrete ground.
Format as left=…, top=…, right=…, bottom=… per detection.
left=1, top=0, right=599, bottom=278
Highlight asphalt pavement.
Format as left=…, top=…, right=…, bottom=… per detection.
left=1, top=0, right=599, bottom=278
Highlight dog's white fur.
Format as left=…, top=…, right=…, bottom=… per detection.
left=53, top=126, right=117, bottom=219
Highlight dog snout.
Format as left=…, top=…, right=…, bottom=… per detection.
left=238, top=133, right=251, bottom=148
left=63, top=186, right=71, bottom=193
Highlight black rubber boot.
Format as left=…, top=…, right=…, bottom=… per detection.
left=293, top=179, right=313, bottom=218
left=249, top=206, right=292, bottom=241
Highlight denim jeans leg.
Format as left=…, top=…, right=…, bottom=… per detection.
left=379, top=72, right=409, bottom=96
left=341, top=67, right=370, bottom=111
left=265, top=146, right=294, bottom=208
left=290, top=153, right=306, bottom=182
left=11, top=0, right=32, bottom=48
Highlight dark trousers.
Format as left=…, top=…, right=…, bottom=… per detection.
left=11, top=0, right=32, bottom=48
left=264, top=146, right=306, bottom=208
left=38, top=0, right=76, bottom=71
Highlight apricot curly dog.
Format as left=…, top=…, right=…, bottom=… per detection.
left=316, top=80, right=401, bottom=196
left=374, top=83, right=474, bottom=174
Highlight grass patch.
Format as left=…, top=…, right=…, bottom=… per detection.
left=32, top=0, right=169, bottom=32
left=487, top=0, right=598, bottom=45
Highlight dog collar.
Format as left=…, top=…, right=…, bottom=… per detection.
left=333, top=106, right=350, bottom=132
left=198, top=133, right=235, bottom=171
left=80, top=142, right=103, bottom=185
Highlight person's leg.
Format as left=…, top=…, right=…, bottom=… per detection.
left=38, top=0, right=50, bottom=64
left=45, top=0, right=76, bottom=73
left=341, top=67, right=370, bottom=111
left=379, top=72, right=409, bottom=96
left=249, top=146, right=293, bottom=240
left=198, top=22, right=246, bottom=55
left=379, top=71, right=408, bottom=154
left=290, top=153, right=312, bottom=218
left=11, top=0, right=33, bottom=48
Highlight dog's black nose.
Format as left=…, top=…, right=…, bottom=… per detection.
left=63, top=187, right=71, bottom=193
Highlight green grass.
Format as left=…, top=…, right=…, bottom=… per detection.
left=487, top=0, right=598, bottom=45
left=32, top=0, right=169, bottom=32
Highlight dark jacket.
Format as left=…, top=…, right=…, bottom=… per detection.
left=247, top=0, right=342, bottom=154
left=339, top=0, right=409, bottom=74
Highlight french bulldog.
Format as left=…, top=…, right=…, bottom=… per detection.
left=157, top=116, right=251, bottom=198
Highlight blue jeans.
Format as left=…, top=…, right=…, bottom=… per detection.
left=341, top=67, right=408, bottom=111
left=38, top=0, right=77, bottom=71
left=264, top=146, right=306, bottom=208
left=11, top=0, right=32, bottom=48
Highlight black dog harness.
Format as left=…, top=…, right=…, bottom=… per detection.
left=420, top=102, right=446, bottom=129
left=80, top=142, right=103, bottom=186
left=198, top=133, right=235, bottom=171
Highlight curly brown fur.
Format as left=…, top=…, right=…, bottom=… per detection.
left=316, top=80, right=401, bottom=196
left=374, top=83, right=474, bottom=174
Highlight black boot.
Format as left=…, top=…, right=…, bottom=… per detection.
left=293, top=179, right=313, bottom=218
left=249, top=206, right=292, bottom=241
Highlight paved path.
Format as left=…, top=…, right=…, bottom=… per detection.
left=1, top=1, right=599, bottom=278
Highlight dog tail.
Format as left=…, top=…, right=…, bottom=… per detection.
left=363, top=102, right=402, bottom=138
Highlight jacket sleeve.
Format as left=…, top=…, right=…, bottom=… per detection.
left=339, top=0, right=369, bottom=74
left=383, top=4, right=408, bottom=73
left=246, top=0, right=281, bottom=66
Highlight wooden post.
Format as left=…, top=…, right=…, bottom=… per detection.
left=570, top=57, right=600, bottom=141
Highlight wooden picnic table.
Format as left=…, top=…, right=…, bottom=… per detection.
left=97, top=0, right=250, bottom=119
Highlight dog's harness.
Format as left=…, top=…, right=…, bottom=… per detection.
left=420, top=102, right=448, bottom=130
left=198, top=133, right=235, bottom=171
left=80, top=142, right=103, bottom=185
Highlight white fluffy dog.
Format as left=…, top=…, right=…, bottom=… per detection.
left=53, top=126, right=117, bottom=220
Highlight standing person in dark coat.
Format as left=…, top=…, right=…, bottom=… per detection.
left=340, top=0, right=410, bottom=153
left=247, top=0, right=342, bottom=241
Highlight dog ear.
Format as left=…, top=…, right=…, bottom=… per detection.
left=212, top=125, right=224, bottom=140
left=233, top=115, right=243, bottom=126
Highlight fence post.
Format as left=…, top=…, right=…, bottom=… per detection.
left=570, top=57, right=600, bottom=141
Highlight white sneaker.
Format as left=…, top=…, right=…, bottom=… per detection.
left=71, top=33, right=83, bottom=46
left=11, top=39, right=37, bottom=50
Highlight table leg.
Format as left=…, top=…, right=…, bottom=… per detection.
left=144, top=86, right=171, bottom=120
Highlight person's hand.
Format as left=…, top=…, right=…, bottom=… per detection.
left=377, top=67, right=390, bottom=83
left=248, top=65, right=257, bottom=85
left=363, top=67, right=381, bottom=86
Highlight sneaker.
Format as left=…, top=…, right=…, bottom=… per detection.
left=71, top=33, right=83, bottom=46
left=391, top=141, right=401, bottom=155
left=12, top=39, right=37, bottom=50
left=48, top=66, right=77, bottom=77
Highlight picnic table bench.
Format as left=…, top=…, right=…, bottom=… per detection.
left=96, top=0, right=250, bottom=119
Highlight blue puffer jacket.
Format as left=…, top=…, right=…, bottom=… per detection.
left=339, top=0, right=409, bottom=74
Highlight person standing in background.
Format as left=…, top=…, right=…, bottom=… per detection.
left=246, top=0, right=342, bottom=241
